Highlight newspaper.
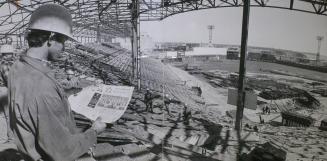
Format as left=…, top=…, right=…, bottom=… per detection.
left=68, top=84, right=134, bottom=123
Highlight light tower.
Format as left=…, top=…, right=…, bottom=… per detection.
left=207, top=25, right=215, bottom=46
left=316, top=36, right=324, bottom=64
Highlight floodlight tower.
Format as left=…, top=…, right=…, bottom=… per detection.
left=316, top=36, right=324, bottom=64
left=207, top=25, right=215, bottom=46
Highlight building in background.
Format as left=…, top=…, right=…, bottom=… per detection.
left=183, top=47, right=227, bottom=62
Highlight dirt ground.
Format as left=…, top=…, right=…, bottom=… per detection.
left=0, top=58, right=326, bottom=161
left=168, top=63, right=327, bottom=161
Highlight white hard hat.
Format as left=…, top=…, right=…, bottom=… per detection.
left=28, top=4, right=76, bottom=41
left=66, top=69, right=75, bottom=75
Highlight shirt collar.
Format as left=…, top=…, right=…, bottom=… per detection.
left=21, top=55, right=52, bottom=75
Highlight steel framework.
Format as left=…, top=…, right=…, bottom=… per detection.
left=0, top=0, right=326, bottom=42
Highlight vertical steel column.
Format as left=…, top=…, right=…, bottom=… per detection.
left=131, top=34, right=135, bottom=80
left=136, top=1, right=141, bottom=91
left=235, top=0, right=250, bottom=131
left=131, top=0, right=141, bottom=90
left=132, top=21, right=138, bottom=82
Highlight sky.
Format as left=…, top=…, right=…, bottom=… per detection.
left=140, top=6, right=327, bottom=56
left=1, top=2, right=326, bottom=56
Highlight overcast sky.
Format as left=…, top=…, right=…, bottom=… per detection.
left=141, top=7, right=327, bottom=56
left=1, top=2, right=326, bottom=56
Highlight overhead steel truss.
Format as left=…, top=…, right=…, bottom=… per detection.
left=0, top=0, right=326, bottom=41
left=138, top=0, right=327, bottom=20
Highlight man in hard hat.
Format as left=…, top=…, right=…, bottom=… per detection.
left=144, top=88, right=153, bottom=112
left=7, top=4, right=106, bottom=161
left=60, top=69, right=79, bottom=89
left=0, top=44, right=15, bottom=143
left=163, top=94, right=174, bottom=116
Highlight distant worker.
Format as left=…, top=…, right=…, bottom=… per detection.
left=0, top=59, right=11, bottom=87
left=164, top=94, right=172, bottom=116
left=144, top=88, right=153, bottom=112
left=263, top=105, right=270, bottom=115
left=262, top=105, right=268, bottom=114
left=7, top=4, right=106, bottom=161
left=1, top=44, right=15, bottom=63
left=60, top=69, right=80, bottom=90
left=0, top=44, right=15, bottom=143
left=183, top=104, right=192, bottom=123
left=64, top=55, right=74, bottom=70
left=259, top=115, right=265, bottom=124
left=66, top=69, right=75, bottom=81
left=100, top=69, right=108, bottom=84
left=197, top=86, right=202, bottom=97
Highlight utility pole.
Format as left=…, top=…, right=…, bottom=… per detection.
left=235, top=0, right=250, bottom=132
left=207, top=25, right=215, bottom=46
left=316, top=36, right=324, bottom=65
left=130, top=31, right=135, bottom=80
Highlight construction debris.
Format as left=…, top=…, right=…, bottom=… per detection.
left=281, top=111, right=315, bottom=127
left=243, top=142, right=287, bottom=161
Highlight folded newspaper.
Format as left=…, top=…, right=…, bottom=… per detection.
left=68, top=84, right=134, bottom=123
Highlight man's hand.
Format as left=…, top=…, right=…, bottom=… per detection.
left=91, top=117, right=106, bottom=134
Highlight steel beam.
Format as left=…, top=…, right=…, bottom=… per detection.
left=128, top=1, right=142, bottom=90
left=1, top=0, right=327, bottom=45
left=235, top=0, right=250, bottom=132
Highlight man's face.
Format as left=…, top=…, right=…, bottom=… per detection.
left=48, top=33, right=67, bottom=61
left=67, top=74, right=74, bottom=80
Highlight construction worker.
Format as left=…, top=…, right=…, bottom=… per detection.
left=60, top=69, right=80, bottom=90
left=0, top=45, right=15, bottom=143
left=197, top=86, right=202, bottom=97
left=0, top=44, right=14, bottom=87
left=183, top=103, right=192, bottom=123
left=7, top=4, right=106, bottom=161
left=164, top=94, right=172, bottom=116
left=144, top=88, right=153, bottom=112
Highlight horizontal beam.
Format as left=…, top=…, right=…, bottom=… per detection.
left=0, top=0, right=326, bottom=38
